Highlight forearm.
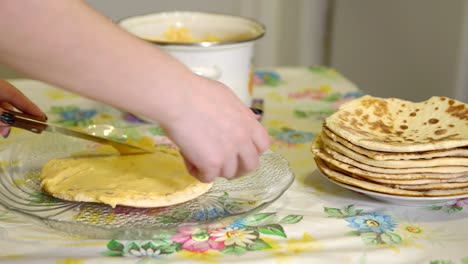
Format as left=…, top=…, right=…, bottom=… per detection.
left=0, top=0, right=194, bottom=122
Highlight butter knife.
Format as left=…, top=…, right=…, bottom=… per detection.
left=0, top=109, right=153, bottom=155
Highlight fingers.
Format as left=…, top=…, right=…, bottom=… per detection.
left=236, top=140, right=260, bottom=177
left=220, top=152, right=238, bottom=180
left=0, top=80, right=45, bottom=120
left=0, top=102, right=14, bottom=111
left=181, top=153, right=197, bottom=176
left=182, top=146, right=223, bottom=183
left=191, top=114, right=269, bottom=183
left=197, top=162, right=221, bottom=183
left=0, top=126, right=10, bottom=138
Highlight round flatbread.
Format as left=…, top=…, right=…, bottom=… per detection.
left=321, top=131, right=468, bottom=168
left=322, top=126, right=468, bottom=161
left=40, top=150, right=213, bottom=208
left=315, top=157, right=468, bottom=197
left=325, top=96, right=468, bottom=152
left=311, top=135, right=468, bottom=174
left=312, top=142, right=468, bottom=181
left=314, top=157, right=423, bottom=196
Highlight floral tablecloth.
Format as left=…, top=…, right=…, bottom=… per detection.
left=1, top=67, right=467, bottom=264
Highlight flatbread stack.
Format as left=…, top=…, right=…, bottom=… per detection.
left=311, top=95, right=468, bottom=197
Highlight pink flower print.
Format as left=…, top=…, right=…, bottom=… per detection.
left=288, top=89, right=327, bottom=100
left=455, top=198, right=468, bottom=207
left=172, top=227, right=225, bottom=252
left=252, top=74, right=264, bottom=86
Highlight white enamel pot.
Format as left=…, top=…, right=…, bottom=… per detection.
left=119, top=11, right=265, bottom=106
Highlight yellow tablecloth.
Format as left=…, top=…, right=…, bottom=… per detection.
left=1, top=67, right=467, bottom=264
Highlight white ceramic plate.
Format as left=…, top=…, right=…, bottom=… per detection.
left=319, top=171, right=468, bottom=207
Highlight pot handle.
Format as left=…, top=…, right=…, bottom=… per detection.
left=191, top=66, right=222, bottom=80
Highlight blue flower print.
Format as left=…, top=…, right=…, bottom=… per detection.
left=229, top=219, right=247, bottom=229
left=254, top=70, right=282, bottom=86
left=345, top=212, right=397, bottom=233
left=60, top=109, right=97, bottom=121
left=51, top=106, right=98, bottom=127
left=343, top=91, right=366, bottom=99
left=193, top=208, right=229, bottom=221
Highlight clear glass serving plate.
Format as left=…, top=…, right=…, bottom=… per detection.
left=0, top=126, right=294, bottom=239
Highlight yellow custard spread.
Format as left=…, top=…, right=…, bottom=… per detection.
left=144, top=26, right=252, bottom=43
left=40, top=150, right=212, bottom=208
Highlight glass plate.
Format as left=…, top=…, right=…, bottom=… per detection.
left=318, top=171, right=468, bottom=207
left=0, top=126, right=294, bottom=239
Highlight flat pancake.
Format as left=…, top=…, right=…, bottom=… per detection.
left=314, top=157, right=423, bottom=196
left=40, top=150, right=213, bottom=208
left=321, top=131, right=468, bottom=169
left=325, top=96, right=468, bottom=152
left=315, top=157, right=468, bottom=197
left=311, top=135, right=468, bottom=174
left=323, top=126, right=468, bottom=161
left=395, top=181, right=468, bottom=190
left=312, top=141, right=468, bottom=180
left=345, top=173, right=468, bottom=185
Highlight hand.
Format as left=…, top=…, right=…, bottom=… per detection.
left=0, top=80, right=45, bottom=138
left=158, top=75, right=271, bottom=183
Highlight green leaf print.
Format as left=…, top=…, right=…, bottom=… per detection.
left=279, top=215, right=303, bottom=224
left=152, top=237, right=173, bottom=247
left=141, top=241, right=158, bottom=252
left=430, top=260, right=455, bottom=264
left=247, top=238, right=272, bottom=251
left=107, top=239, right=124, bottom=252
left=159, top=243, right=181, bottom=255
left=29, top=191, right=62, bottom=205
left=427, top=205, right=444, bottom=211
left=461, top=257, right=468, bottom=264
left=380, top=232, right=402, bottom=245
left=324, top=207, right=345, bottom=218
left=126, top=241, right=141, bottom=253
left=445, top=206, right=463, bottom=214
left=220, top=245, right=249, bottom=255
left=324, top=205, right=363, bottom=218
left=360, top=232, right=380, bottom=246
left=343, top=205, right=362, bottom=217
left=293, top=109, right=308, bottom=118
left=258, top=224, right=286, bottom=238
left=322, top=92, right=342, bottom=102
left=216, top=193, right=241, bottom=211
left=244, top=213, right=277, bottom=226
left=346, top=230, right=361, bottom=237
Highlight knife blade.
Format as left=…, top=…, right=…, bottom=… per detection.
left=0, top=109, right=153, bottom=155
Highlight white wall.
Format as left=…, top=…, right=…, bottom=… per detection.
left=329, top=0, right=467, bottom=102
left=86, top=0, right=328, bottom=67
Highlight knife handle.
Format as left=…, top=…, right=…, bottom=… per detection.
left=0, top=109, right=47, bottom=134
